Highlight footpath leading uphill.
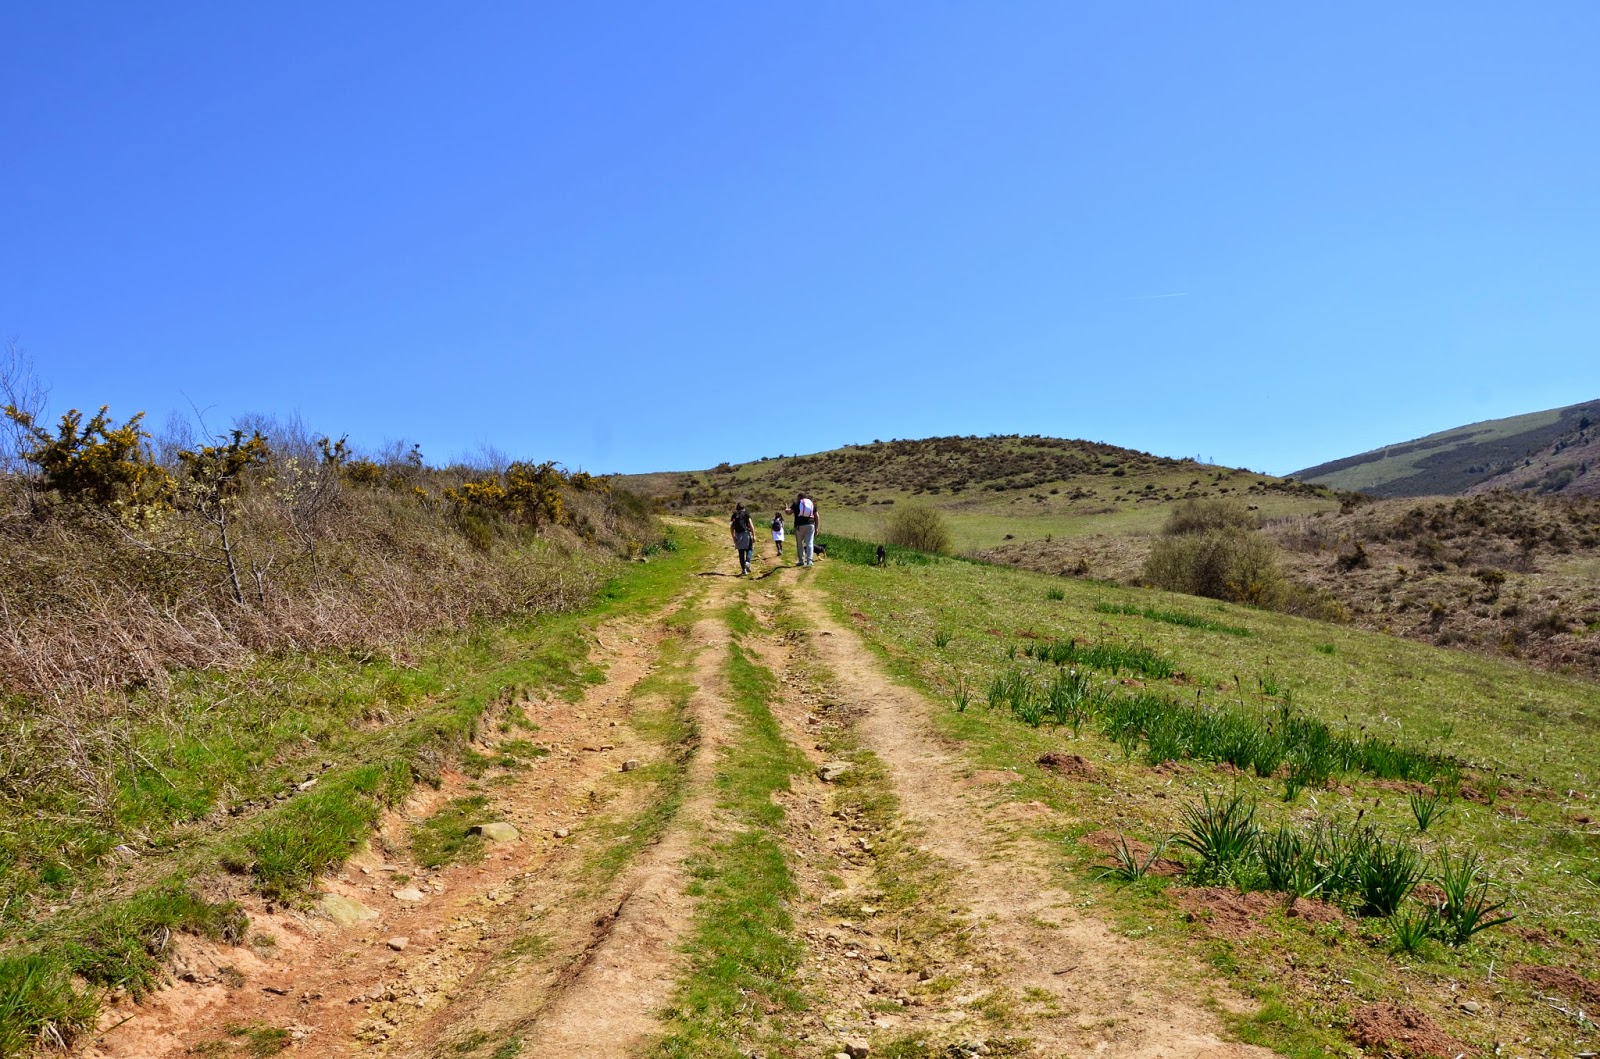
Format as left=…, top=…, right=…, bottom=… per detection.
left=85, top=521, right=1272, bottom=1059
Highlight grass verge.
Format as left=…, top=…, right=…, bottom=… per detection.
left=0, top=529, right=707, bottom=1057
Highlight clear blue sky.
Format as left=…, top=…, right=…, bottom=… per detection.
left=4, top=3, right=1597, bottom=475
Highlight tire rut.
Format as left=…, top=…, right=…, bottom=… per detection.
left=520, top=589, right=744, bottom=1055
left=788, top=580, right=1276, bottom=1059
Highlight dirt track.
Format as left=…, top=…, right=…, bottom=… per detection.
left=86, top=525, right=1273, bottom=1059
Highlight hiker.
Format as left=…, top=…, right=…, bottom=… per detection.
left=791, top=492, right=818, bottom=567
left=730, top=503, right=755, bottom=575
left=876, top=543, right=887, bottom=566
left=771, top=511, right=786, bottom=557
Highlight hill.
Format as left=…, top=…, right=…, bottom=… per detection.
left=1293, top=399, right=1600, bottom=497
left=618, top=434, right=1340, bottom=551
left=983, top=489, right=1600, bottom=680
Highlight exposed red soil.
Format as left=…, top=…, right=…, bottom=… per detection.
left=1511, top=963, right=1600, bottom=1008
left=1175, top=887, right=1347, bottom=939
left=1036, top=751, right=1096, bottom=777
left=1078, top=830, right=1184, bottom=876
left=1347, top=1002, right=1470, bottom=1059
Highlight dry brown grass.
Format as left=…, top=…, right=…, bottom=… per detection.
left=0, top=451, right=658, bottom=818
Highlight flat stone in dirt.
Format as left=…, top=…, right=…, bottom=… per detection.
left=817, top=761, right=853, bottom=782
left=387, top=937, right=409, bottom=951
left=844, top=1041, right=870, bottom=1058
left=471, top=821, right=520, bottom=842
left=316, top=893, right=379, bottom=925
left=621, top=758, right=641, bottom=772
left=392, top=887, right=426, bottom=902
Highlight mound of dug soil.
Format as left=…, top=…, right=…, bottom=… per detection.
left=1036, top=751, right=1095, bottom=777
left=1512, top=963, right=1600, bottom=1008
left=1176, top=887, right=1346, bottom=939
left=1347, top=1003, right=1469, bottom=1059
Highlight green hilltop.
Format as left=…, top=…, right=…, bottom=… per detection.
left=617, top=434, right=1339, bottom=552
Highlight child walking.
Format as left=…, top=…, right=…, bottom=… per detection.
left=771, top=511, right=785, bottom=558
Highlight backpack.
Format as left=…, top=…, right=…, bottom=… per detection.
left=797, top=497, right=815, bottom=519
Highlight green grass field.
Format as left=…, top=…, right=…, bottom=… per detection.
left=815, top=541, right=1600, bottom=1057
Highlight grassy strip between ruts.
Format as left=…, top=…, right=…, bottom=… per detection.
left=0, top=529, right=706, bottom=1058
left=650, top=597, right=810, bottom=1059
left=815, top=548, right=1600, bottom=1058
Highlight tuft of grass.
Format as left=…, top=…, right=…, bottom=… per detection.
left=815, top=533, right=940, bottom=567
left=410, top=795, right=493, bottom=869
left=1096, top=834, right=1170, bottom=882
left=1432, top=849, right=1515, bottom=947
left=1094, top=601, right=1252, bottom=637
left=1022, top=636, right=1175, bottom=678
left=225, top=1023, right=292, bottom=1057
left=1389, top=906, right=1436, bottom=956
left=0, top=882, right=246, bottom=1057
left=1408, top=790, right=1448, bottom=832
left=933, top=629, right=952, bottom=649
left=1354, top=834, right=1422, bottom=916
left=1174, top=791, right=1259, bottom=886
left=0, top=954, right=98, bottom=1058
left=223, top=759, right=413, bottom=903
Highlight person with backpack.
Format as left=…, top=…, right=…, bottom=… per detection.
left=730, top=503, right=756, bottom=575
left=791, top=492, right=818, bottom=567
left=771, top=511, right=786, bottom=557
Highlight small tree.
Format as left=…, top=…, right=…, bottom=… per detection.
left=176, top=430, right=272, bottom=605
left=884, top=504, right=953, bottom=555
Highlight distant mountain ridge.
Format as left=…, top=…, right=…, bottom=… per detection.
left=1294, top=399, right=1600, bottom=498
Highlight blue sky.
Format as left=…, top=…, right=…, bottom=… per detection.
left=3, top=2, right=1597, bottom=475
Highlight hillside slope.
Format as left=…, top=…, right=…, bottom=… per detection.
left=619, top=434, right=1339, bottom=551
left=1294, top=399, right=1600, bottom=497
left=983, top=490, right=1600, bottom=680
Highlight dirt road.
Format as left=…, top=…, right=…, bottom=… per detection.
left=86, top=526, right=1273, bottom=1059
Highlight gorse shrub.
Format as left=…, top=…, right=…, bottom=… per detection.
left=3, top=404, right=174, bottom=517
left=883, top=504, right=953, bottom=555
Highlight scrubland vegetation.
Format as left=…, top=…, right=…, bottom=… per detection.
left=0, top=360, right=670, bottom=1055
